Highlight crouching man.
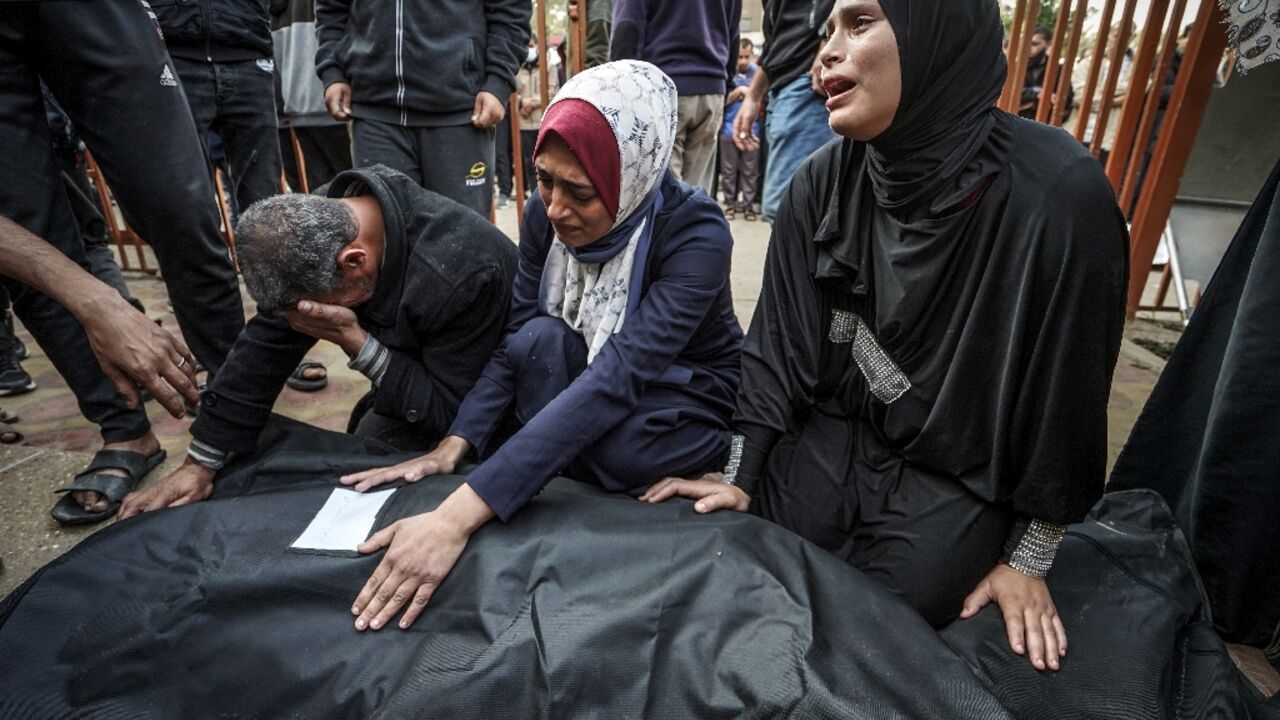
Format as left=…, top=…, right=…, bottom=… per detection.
left=119, top=165, right=518, bottom=517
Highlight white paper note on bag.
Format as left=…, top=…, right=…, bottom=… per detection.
left=291, top=488, right=397, bottom=552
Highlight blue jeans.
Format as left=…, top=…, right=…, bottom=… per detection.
left=762, top=74, right=836, bottom=223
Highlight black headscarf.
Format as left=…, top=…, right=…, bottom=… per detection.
left=815, top=0, right=1011, bottom=279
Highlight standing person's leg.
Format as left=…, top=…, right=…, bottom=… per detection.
left=283, top=125, right=353, bottom=190
left=495, top=113, right=514, bottom=204
left=351, top=118, right=426, bottom=185
left=0, top=17, right=161, bottom=520
left=740, top=147, right=760, bottom=218
left=761, top=74, right=836, bottom=223
left=668, top=96, right=693, bottom=183
left=718, top=134, right=740, bottom=213
left=520, top=129, right=539, bottom=196
left=31, top=3, right=243, bottom=376
left=212, top=59, right=284, bottom=210
left=678, top=94, right=723, bottom=197
left=416, top=124, right=496, bottom=218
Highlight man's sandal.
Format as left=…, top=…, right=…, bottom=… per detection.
left=51, top=448, right=166, bottom=525
left=285, top=359, right=328, bottom=392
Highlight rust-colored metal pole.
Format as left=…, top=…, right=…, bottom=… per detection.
left=1118, top=0, right=1188, bottom=211
left=1000, top=0, right=1030, bottom=111
left=1073, top=0, right=1118, bottom=142
left=1007, top=0, right=1041, bottom=116
left=289, top=127, right=309, bottom=194
left=1125, top=2, right=1228, bottom=316
left=1035, top=0, right=1072, bottom=123
left=1051, top=0, right=1089, bottom=127
left=537, top=0, right=549, bottom=110
left=510, top=92, right=526, bottom=232
left=575, top=1, right=587, bottom=76
left=1105, top=0, right=1172, bottom=192
left=1090, top=0, right=1139, bottom=157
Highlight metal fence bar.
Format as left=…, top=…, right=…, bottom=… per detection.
left=1007, top=0, right=1042, bottom=115
left=1035, top=0, right=1073, bottom=123
left=1125, top=0, right=1228, bottom=315
left=1073, top=0, right=1118, bottom=142
left=1090, top=0, right=1140, bottom=157
left=1117, top=0, right=1189, bottom=212
left=1000, top=0, right=1031, bottom=111
left=537, top=0, right=550, bottom=110
left=1105, top=0, right=1173, bottom=193
left=1051, top=0, right=1090, bottom=127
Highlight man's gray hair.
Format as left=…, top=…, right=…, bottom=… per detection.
left=234, top=194, right=358, bottom=314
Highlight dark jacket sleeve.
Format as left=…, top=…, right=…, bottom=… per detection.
left=609, top=0, right=645, bottom=61
left=449, top=201, right=552, bottom=454
left=726, top=0, right=742, bottom=92
left=373, top=264, right=513, bottom=442
left=465, top=196, right=735, bottom=521
left=190, top=314, right=315, bottom=454
left=314, top=0, right=351, bottom=88
left=1004, top=156, right=1128, bottom=524
left=732, top=155, right=827, bottom=498
left=481, top=0, right=531, bottom=100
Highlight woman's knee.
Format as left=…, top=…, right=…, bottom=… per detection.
left=505, top=316, right=583, bottom=364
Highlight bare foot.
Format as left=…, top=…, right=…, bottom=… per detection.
left=73, top=432, right=162, bottom=513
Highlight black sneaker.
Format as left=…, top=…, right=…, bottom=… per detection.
left=0, top=333, right=35, bottom=396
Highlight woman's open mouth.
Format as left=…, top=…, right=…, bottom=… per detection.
left=823, top=76, right=857, bottom=109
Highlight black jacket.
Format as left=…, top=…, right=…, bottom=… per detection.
left=314, top=0, right=530, bottom=127
left=191, top=165, right=519, bottom=454
left=151, top=0, right=273, bottom=63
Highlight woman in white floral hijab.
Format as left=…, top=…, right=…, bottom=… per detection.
left=339, top=61, right=744, bottom=632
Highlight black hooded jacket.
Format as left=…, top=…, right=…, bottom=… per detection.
left=150, top=0, right=273, bottom=63
left=191, top=165, right=519, bottom=455
left=314, top=0, right=530, bottom=127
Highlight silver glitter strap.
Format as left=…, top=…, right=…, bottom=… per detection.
left=722, top=434, right=745, bottom=486
left=828, top=309, right=911, bottom=404
left=1007, top=520, right=1068, bottom=578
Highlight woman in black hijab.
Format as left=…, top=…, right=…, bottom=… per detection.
left=643, top=0, right=1128, bottom=672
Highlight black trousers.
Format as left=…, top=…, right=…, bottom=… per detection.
left=0, top=2, right=244, bottom=442
left=172, top=56, right=283, bottom=213
left=495, top=114, right=514, bottom=198
left=351, top=118, right=495, bottom=218
left=756, top=409, right=1015, bottom=627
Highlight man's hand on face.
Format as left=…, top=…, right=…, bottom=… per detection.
left=284, top=300, right=369, bottom=356
left=118, top=458, right=216, bottom=520
left=472, top=90, right=505, bottom=128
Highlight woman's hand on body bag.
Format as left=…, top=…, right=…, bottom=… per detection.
left=960, top=563, right=1068, bottom=672
left=639, top=473, right=750, bottom=513
left=339, top=435, right=471, bottom=492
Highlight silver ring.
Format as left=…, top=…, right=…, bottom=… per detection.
left=177, top=357, right=188, bottom=369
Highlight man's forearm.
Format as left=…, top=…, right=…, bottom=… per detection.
left=0, top=216, right=119, bottom=319
left=746, top=65, right=769, bottom=104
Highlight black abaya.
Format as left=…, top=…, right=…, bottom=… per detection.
left=732, top=0, right=1129, bottom=620
left=1110, top=158, right=1280, bottom=657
